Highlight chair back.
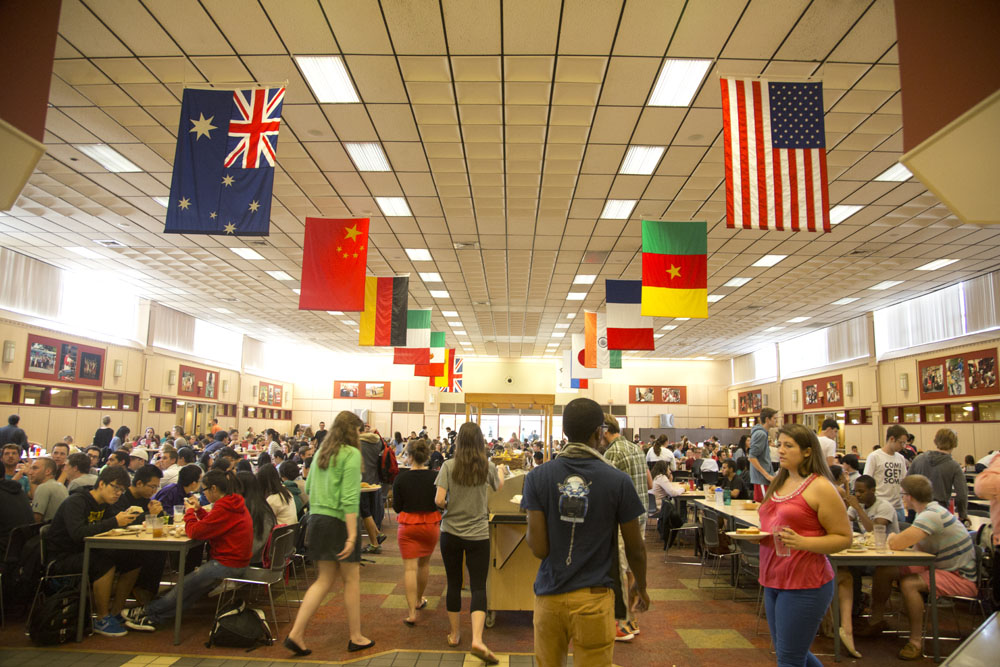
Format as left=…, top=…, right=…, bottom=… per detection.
left=701, top=509, right=721, bottom=549
left=3, top=522, right=43, bottom=563
left=702, top=470, right=719, bottom=486
left=38, top=524, right=51, bottom=566
left=265, top=525, right=297, bottom=572
left=673, top=470, right=691, bottom=481
left=735, top=537, right=761, bottom=568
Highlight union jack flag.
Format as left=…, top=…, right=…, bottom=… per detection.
left=226, top=88, right=285, bottom=169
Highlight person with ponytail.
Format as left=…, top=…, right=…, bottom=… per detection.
left=123, top=469, right=252, bottom=632
left=284, top=411, right=373, bottom=656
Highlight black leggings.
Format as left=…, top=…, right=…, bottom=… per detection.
left=439, top=531, right=489, bottom=613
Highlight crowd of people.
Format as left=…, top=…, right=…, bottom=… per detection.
left=2, top=405, right=998, bottom=667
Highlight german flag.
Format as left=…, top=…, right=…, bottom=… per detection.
left=359, top=276, right=408, bottom=346
left=640, top=220, right=708, bottom=318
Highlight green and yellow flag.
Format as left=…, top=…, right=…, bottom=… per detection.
left=640, top=220, right=708, bottom=318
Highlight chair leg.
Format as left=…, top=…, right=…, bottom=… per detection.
left=266, top=583, right=278, bottom=631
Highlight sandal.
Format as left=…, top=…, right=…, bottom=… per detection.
left=447, top=633, right=461, bottom=647
left=838, top=627, right=862, bottom=659
left=470, top=647, right=500, bottom=665
left=416, top=598, right=428, bottom=610
left=898, top=642, right=922, bottom=661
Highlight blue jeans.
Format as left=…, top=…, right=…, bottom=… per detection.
left=764, top=579, right=835, bottom=667
left=144, top=559, right=245, bottom=624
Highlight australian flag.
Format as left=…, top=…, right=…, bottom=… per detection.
left=165, top=87, right=285, bottom=235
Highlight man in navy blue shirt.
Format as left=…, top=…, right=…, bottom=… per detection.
left=521, top=398, right=649, bottom=667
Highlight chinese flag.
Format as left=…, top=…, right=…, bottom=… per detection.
left=298, top=217, right=369, bottom=311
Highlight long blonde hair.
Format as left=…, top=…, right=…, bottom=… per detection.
left=453, top=422, right=489, bottom=486
left=762, top=423, right=833, bottom=503
left=317, top=411, right=363, bottom=470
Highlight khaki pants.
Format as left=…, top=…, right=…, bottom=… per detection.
left=534, top=587, right=615, bottom=667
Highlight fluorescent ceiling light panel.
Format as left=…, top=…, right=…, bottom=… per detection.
left=430, top=290, right=449, bottom=298
left=405, top=248, right=432, bottom=261
left=916, top=259, right=959, bottom=271
left=344, top=142, right=391, bottom=171
left=723, top=277, right=753, bottom=287
left=442, top=310, right=458, bottom=317
left=573, top=275, right=597, bottom=285
left=675, top=318, right=690, bottom=321
left=551, top=332, right=565, bottom=338
left=447, top=320, right=462, bottom=326
left=295, top=55, right=359, bottom=103
left=830, top=205, right=863, bottom=225
left=620, top=145, right=666, bottom=175
left=661, top=325, right=677, bottom=331
left=764, top=326, right=785, bottom=332
left=653, top=334, right=664, bottom=339
left=875, top=163, right=913, bottom=182
left=706, top=294, right=725, bottom=303
left=265, top=270, right=294, bottom=281
left=566, top=313, right=576, bottom=319
left=340, top=320, right=355, bottom=325
left=787, top=316, right=811, bottom=323
left=555, top=323, right=570, bottom=328
left=231, top=247, right=264, bottom=260
left=600, top=199, right=637, bottom=219
left=419, top=272, right=442, bottom=282
left=831, top=297, right=859, bottom=305
left=649, top=59, right=713, bottom=107
left=751, top=254, right=787, bottom=268
left=870, top=280, right=903, bottom=290
left=455, top=331, right=467, bottom=336
left=327, top=311, right=343, bottom=315
left=213, top=307, right=232, bottom=314
left=75, top=144, right=141, bottom=172
left=66, top=246, right=102, bottom=259
left=375, top=196, right=411, bottom=216
left=152, top=196, right=169, bottom=207
left=292, top=288, right=301, bottom=294
left=566, top=292, right=587, bottom=300
left=546, top=342, right=559, bottom=346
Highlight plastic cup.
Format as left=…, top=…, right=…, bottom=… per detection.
left=173, top=504, right=185, bottom=525
left=874, top=524, right=888, bottom=552
left=149, top=515, right=164, bottom=538
left=774, top=525, right=791, bottom=557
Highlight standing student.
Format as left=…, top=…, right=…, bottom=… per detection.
left=0, top=414, right=28, bottom=453
left=285, top=411, right=373, bottom=656
left=749, top=408, right=777, bottom=501
left=93, top=416, right=114, bottom=449
left=392, top=438, right=441, bottom=626
left=907, top=428, right=968, bottom=524
left=973, top=451, right=1000, bottom=603
left=757, top=424, right=852, bottom=667
left=864, top=425, right=909, bottom=524
left=435, top=422, right=503, bottom=664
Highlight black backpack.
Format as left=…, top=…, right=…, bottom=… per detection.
left=206, top=600, right=274, bottom=650
left=29, top=582, right=90, bottom=645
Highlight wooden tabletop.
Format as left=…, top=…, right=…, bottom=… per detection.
left=87, top=529, right=194, bottom=543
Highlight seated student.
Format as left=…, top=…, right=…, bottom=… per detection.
left=111, top=464, right=164, bottom=604
left=719, top=459, right=748, bottom=498
left=65, top=452, right=98, bottom=492
left=736, top=456, right=752, bottom=486
left=834, top=474, right=900, bottom=658
left=258, top=462, right=297, bottom=525
left=2, top=443, right=30, bottom=494
left=0, top=473, right=33, bottom=547
left=278, top=460, right=306, bottom=519
left=841, top=454, right=862, bottom=490
left=649, top=460, right=684, bottom=510
left=154, top=464, right=203, bottom=509
left=236, top=471, right=276, bottom=563
left=29, top=457, right=68, bottom=522
left=101, top=450, right=129, bottom=472
left=46, top=466, right=143, bottom=636
left=963, top=455, right=977, bottom=474
left=50, top=442, right=70, bottom=483
left=860, top=474, right=978, bottom=660
left=158, top=448, right=181, bottom=487
left=124, top=469, right=252, bottom=632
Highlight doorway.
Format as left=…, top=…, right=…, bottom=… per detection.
left=177, top=400, right=219, bottom=437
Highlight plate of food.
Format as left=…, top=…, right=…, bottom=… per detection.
left=124, top=525, right=142, bottom=532
left=360, top=483, right=381, bottom=492
left=845, top=547, right=867, bottom=553
left=726, top=528, right=770, bottom=540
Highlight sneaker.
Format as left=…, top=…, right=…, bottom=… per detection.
left=94, top=614, right=128, bottom=637
left=614, top=626, right=634, bottom=642
left=363, top=544, right=382, bottom=554
left=624, top=620, right=640, bottom=635
left=122, top=607, right=156, bottom=633
left=377, top=533, right=387, bottom=545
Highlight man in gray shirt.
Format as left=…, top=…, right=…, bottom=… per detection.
left=30, top=457, right=68, bottom=522
left=66, top=452, right=99, bottom=492
left=748, top=408, right=777, bottom=502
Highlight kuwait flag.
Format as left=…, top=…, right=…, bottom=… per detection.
left=606, top=279, right=654, bottom=350
left=640, top=220, right=708, bottom=318
left=414, top=332, right=446, bottom=377
left=558, top=350, right=588, bottom=390
left=358, top=276, right=408, bottom=346
left=584, top=311, right=622, bottom=369
left=393, top=310, right=431, bottom=364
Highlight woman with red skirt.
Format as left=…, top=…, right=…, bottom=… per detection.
left=392, top=438, right=442, bottom=625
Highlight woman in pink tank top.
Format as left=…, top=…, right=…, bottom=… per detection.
left=758, top=424, right=852, bottom=667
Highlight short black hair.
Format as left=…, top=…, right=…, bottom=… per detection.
left=67, top=452, right=91, bottom=475
left=132, top=464, right=163, bottom=486
left=7, top=414, right=19, bottom=425
left=110, top=450, right=129, bottom=464
left=562, top=398, right=604, bottom=443
left=278, top=460, right=299, bottom=480
left=178, top=464, right=203, bottom=488
left=176, top=447, right=196, bottom=464
left=886, top=424, right=908, bottom=441
left=821, top=418, right=840, bottom=431
left=722, top=458, right=737, bottom=472
left=52, top=442, right=70, bottom=453
left=842, top=453, right=860, bottom=471
left=854, top=474, right=876, bottom=490
left=97, top=464, right=131, bottom=489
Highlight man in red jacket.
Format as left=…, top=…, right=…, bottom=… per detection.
left=123, top=469, right=252, bottom=631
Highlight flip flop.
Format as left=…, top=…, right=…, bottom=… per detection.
left=470, top=647, right=499, bottom=665
left=416, top=598, right=428, bottom=610
left=447, top=633, right=461, bottom=647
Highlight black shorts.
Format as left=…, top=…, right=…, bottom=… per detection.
left=307, top=514, right=361, bottom=563
left=51, top=550, right=139, bottom=580
left=358, top=491, right=380, bottom=518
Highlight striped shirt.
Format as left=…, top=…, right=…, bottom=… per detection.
left=604, top=436, right=647, bottom=507
left=912, top=502, right=977, bottom=580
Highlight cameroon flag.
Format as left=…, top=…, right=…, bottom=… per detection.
left=640, top=220, right=708, bottom=318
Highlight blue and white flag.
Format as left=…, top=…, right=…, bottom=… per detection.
left=165, top=87, right=285, bottom=235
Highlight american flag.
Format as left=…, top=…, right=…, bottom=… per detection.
left=721, top=79, right=830, bottom=233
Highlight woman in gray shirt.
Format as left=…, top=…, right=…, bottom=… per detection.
left=435, top=422, right=504, bottom=664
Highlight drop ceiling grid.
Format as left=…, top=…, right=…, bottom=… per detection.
left=5, top=0, right=999, bottom=358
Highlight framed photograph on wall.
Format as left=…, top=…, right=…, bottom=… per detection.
left=947, top=357, right=966, bottom=396
left=336, top=381, right=359, bottom=398
left=79, top=352, right=102, bottom=381
left=738, top=389, right=762, bottom=415
left=967, top=353, right=997, bottom=392
left=628, top=385, right=687, bottom=404
left=28, top=341, right=57, bottom=374
left=24, top=334, right=105, bottom=387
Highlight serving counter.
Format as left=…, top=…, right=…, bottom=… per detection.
left=485, top=471, right=540, bottom=627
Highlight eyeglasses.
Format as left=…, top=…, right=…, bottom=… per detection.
left=109, top=485, right=126, bottom=495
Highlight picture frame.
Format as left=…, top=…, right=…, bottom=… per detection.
left=24, top=334, right=105, bottom=387
left=628, top=385, right=687, bottom=405
left=334, top=381, right=391, bottom=400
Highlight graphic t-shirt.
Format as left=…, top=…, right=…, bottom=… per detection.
left=521, top=452, right=645, bottom=596
left=863, top=449, right=908, bottom=510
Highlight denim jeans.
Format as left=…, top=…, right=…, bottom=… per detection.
left=143, top=559, right=246, bottom=624
left=764, top=579, right=835, bottom=667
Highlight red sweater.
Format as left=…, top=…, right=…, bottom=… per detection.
left=184, top=493, right=253, bottom=568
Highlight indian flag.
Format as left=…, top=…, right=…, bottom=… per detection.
left=584, top=311, right=622, bottom=369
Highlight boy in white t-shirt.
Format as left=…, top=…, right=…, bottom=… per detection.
left=863, top=425, right=909, bottom=524
left=817, top=418, right=839, bottom=465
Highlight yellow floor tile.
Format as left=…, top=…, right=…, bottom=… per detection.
left=676, top=628, right=755, bottom=649
left=647, top=588, right=702, bottom=601
left=360, top=581, right=398, bottom=594
left=380, top=594, right=441, bottom=610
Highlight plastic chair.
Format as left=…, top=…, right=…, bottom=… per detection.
left=26, top=524, right=86, bottom=635
left=697, top=509, right=738, bottom=592
left=214, top=524, right=298, bottom=630
left=1, top=522, right=42, bottom=628
left=701, top=470, right=719, bottom=486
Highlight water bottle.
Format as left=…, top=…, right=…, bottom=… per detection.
left=948, top=498, right=955, bottom=515
left=723, top=488, right=732, bottom=506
